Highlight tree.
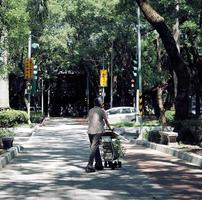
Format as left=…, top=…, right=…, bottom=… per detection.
left=0, top=0, right=29, bottom=109
left=135, top=0, right=190, bottom=120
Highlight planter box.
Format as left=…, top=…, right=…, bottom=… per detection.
left=160, top=131, right=178, bottom=145
left=2, top=137, right=14, bottom=149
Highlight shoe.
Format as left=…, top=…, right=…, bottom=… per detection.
left=85, top=166, right=95, bottom=173
left=95, top=165, right=104, bottom=170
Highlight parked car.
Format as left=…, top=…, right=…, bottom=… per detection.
left=106, top=106, right=136, bottom=124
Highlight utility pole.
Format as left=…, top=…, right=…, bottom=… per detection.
left=136, top=6, right=143, bottom=140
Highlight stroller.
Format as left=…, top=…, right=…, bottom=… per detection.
left=101, top=129, right=123, bottom=170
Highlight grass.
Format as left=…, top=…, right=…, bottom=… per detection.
left=113, top=120, right=160, bottom=127
left=13, top=123, right=36, bottom=128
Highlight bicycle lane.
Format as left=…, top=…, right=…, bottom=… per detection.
left=0, top=118, right=173, bottom=200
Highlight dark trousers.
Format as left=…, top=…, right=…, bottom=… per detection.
left=87, top=133, right=103, bottom=167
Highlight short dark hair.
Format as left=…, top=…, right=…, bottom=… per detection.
left=94, top=97, right=102, bottom=107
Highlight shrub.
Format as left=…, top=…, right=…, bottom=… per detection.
left=165, top=110, right=175, bottom=125
left=113, top=138, right=125, bottom=158
left=0, top=109, right=28, bottom=128
left=30, top=112, right=44, bottom=123
left=144, top=130, right=161, bottom=143
left=114, top=121, right=134, bottom=127
left=0, top=128, right=15, bottom=137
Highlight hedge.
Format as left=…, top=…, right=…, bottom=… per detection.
left=0, top=109, right=28, bottom=127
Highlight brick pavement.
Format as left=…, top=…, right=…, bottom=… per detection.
left=0, top=118, right=201, bottom=199
left=124, top=142, right=202, bottom=200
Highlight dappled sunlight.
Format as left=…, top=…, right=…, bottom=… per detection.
left=125, top=143, right=202, bottom=200
left=0, top=118, right=173, bottom=199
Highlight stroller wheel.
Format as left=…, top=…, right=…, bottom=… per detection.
left=111, top=162, right=116, bottom=170
left=108, top=161, right=112, bottom=168
left=114, top=161, right=118, bottom=168
left=118, top=161, right=122, bottom=168
left=104, top=161, right=108, bottom=168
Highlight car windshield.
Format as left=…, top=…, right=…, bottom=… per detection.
left=108, top=109, right=121, bottom=115
left=121, top=108, right=131, bottom=113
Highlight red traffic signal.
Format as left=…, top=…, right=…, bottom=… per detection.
left=131, top=79, right=135, bottom=87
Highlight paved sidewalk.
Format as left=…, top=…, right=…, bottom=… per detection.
left=125, top=143, right=202, bottom=200
left=0, top=118, right=201, bottom=200
left=0, top=118, right=172, bottom=200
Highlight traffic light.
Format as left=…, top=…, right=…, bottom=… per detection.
left=131, top=79, right=135, bottom=88
left=133, top=60, right=138, bottom=77
left=130, top=79, right=135, bottom=96
left=24, top=58, right=33, bottom=80
left=33, top=65, right=38, bottom=80
left=31, top=65, right=38, bottom=96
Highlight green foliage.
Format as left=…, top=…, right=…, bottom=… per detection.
left=113, top=138, right=125, bottom=158
left=144, top=130, right=161, bottom=143
left=0, top=128, right=15, bottom=137
left=30, top=111, right=44, bottom=123
left=0, top=109, right=28, bottom=128
left=113, top=119, right=160, bottom=127
left=113, top=121, right=134, bottom=127
left=143, top=120, right=160, bottom=126
left=0, top=0, right=29, bottom=75
left=165, top=110, right=175, bottom=124
left=142, top=32, right=171, bottom=87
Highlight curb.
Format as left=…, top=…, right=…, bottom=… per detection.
left=133, top=139, right=202, bottom=169
left=0, top=123, right=40, bottom=170
left=0, top=145, right=23, bottom=169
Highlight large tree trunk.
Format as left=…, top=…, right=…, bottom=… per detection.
left=136, top=0, right=190, bottom=120
left=155, top=32, right=167, bottom=130
left=172, top=0, right=180, bottom=98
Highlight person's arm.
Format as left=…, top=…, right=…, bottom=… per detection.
left=104, top=118, right=112, bottom=130
left=103, top=109, right=112, bottom=130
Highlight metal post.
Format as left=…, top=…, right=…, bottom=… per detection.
left=27, top=31, right=32, bottom=124
left=136, top=6, right=143, bottom=139
left=47, top=83, right=50, bottom=118
left=86, top=70, right=90, bottom=112
left=110, top=39, right=114, bottom=108
left=102, top=87, right=105, bottom=106
left=41, top=78, right=44, bottom=115
left=102, top=59, right=105, bottom=106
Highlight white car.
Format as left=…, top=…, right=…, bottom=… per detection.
left=106, top=106, right=136, bottom=124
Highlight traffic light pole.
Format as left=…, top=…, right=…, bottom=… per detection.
left=110, top=39, right=114, bottom=108
left=136, top=6, right=143, bottom=140
left=27, top=31, right=32, bottom=124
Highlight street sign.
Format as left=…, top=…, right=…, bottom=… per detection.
left=100, top=69, right=108, bottom=87
left=24, top=58, right=33, bottom=80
